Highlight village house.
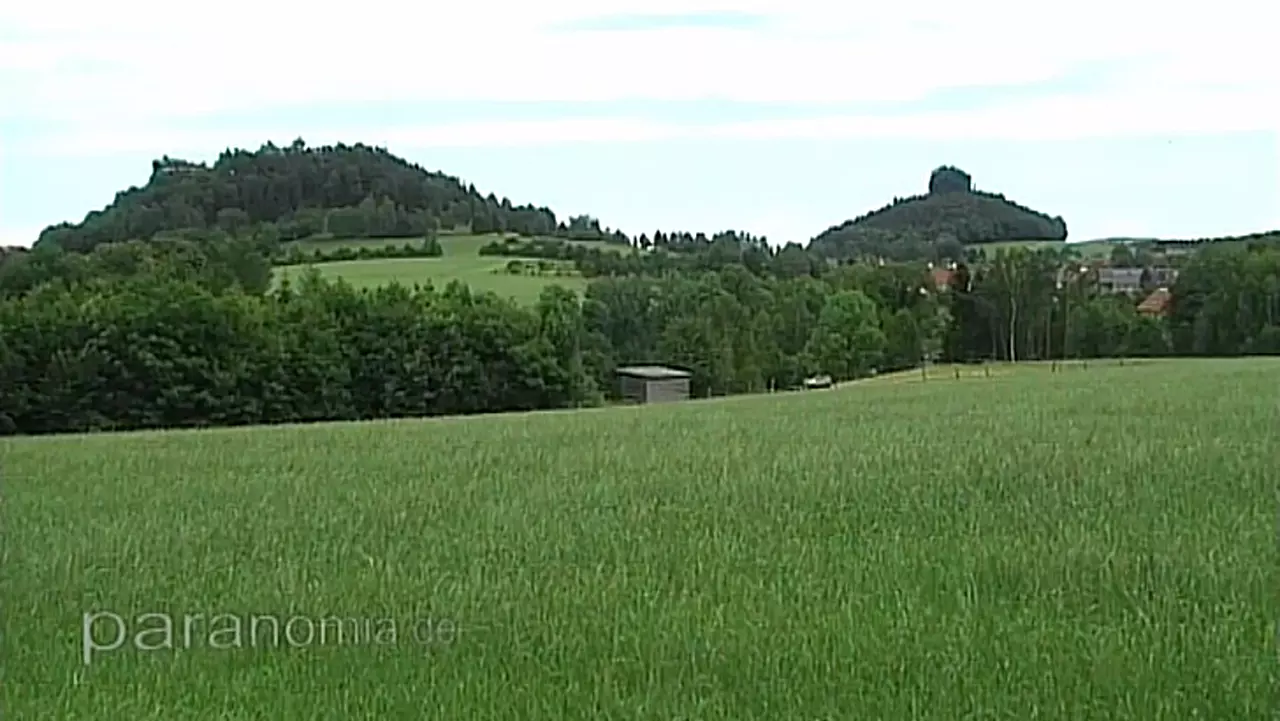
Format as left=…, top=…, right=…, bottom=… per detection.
left=929, top=267, right=954, bottom=291
left=1097, top=267, right=1178, bottom=294
left=1137, top=288, right=1173, bottom=317
left=1097, top=268, right=1144, bottom=293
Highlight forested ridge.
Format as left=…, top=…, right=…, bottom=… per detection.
left=31, top=140, right=617, bottom=255
left=2, top=143, right=1277, bottom=437
left=809, top=166, right=1069, bottom=262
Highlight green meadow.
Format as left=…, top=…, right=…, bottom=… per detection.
left=3, top=358, right=1275, bottom=719
left=272, top=234, right=1122, bottom=303
left=968, top=239, right=1116, bottom=260
left=274, top=233, right=629, bottom=303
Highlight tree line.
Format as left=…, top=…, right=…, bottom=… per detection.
left=808, top=166, right=1069, bottom=262
left=26, top=143, right=1063, bottom=271
left=4, top=141, right=1278, bottom=436
left=478, top=235, right=815, bottom=279
left=31, top=141, right=629, bottom=255
left=2, top=225, right=1277, bottom=436
left=275, top=236, right=444, bottom=266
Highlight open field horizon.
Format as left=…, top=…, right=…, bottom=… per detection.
left=270, top=232, right=1125, bottom=303
left=4, top=358, right=1276, bottom=719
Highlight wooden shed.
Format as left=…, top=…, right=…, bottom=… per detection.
left=615, top=365, right=692, bottom=404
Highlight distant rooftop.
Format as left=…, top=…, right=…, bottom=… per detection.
left=1099, top=268, right=1145, bottom=281
left=615, top=365, right=692, bottom=380
left=1137, top=288, right=1173, bottom=315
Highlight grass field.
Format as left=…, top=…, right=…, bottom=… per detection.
left=274, top=234, right=602, bottom=303
left=1064, top=239, right=1123, bottom=259
left=4, top=359, right=1277, bottom=719
left=969, top=239, right=1116, bottom=260
left=276, top=235, right=1119, bottom=304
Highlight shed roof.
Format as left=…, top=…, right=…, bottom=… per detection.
left=615, top=365, right=692, bottom=380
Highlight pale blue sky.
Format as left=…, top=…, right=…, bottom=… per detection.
left=1, top=2, right=1275, bottom=246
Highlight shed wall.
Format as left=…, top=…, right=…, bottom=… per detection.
left=616, top=375, right=691, bottom=404
left=619, top=375, right=647, bottom=403
left=643, top=378, right=690, bottom=403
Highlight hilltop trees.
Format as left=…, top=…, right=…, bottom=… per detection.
left=34, top=142, right=565, bottom=254
left=928, top=166, right=973, bottom=194
left=809, top=168, right=1068, bottom=262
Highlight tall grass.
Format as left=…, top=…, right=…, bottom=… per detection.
left=3, top=359, right=1276, bottom=719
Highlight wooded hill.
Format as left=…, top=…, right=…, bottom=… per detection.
left=3, top=141, right=1279, bottom=437
left=32, top=140, right=619, bottom=254
left=16, top=140, right=1273, bottom=275
left=808, top=166, right=1069, bottom=262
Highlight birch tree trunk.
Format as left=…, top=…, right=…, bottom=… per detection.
left=1008, top=298, right=1018, bottom=362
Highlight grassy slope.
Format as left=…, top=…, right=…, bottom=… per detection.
left=4, top=358, right=1276, bottom=720
left=968, top=239, right=1115, bottom=260
left=277, top=236, right=1115, bottom=297
left=274, top=234, right=626, bottom=304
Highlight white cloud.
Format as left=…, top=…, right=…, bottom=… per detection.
left=0, top=225, right=43, bottom=248
left=1, top=0, right=1275, bottom=128
left=31, top=119, right=688, bottom=157
left=26, top=85, right=1276, bottom=159
left=2, top=30, right=1069, bottom=118
left=715, top=89, right=1279, bottom=142
left=4, top=0, right=1275, bottom=247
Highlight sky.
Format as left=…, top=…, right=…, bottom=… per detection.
left=1, top=0, right=1277, bottom=248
